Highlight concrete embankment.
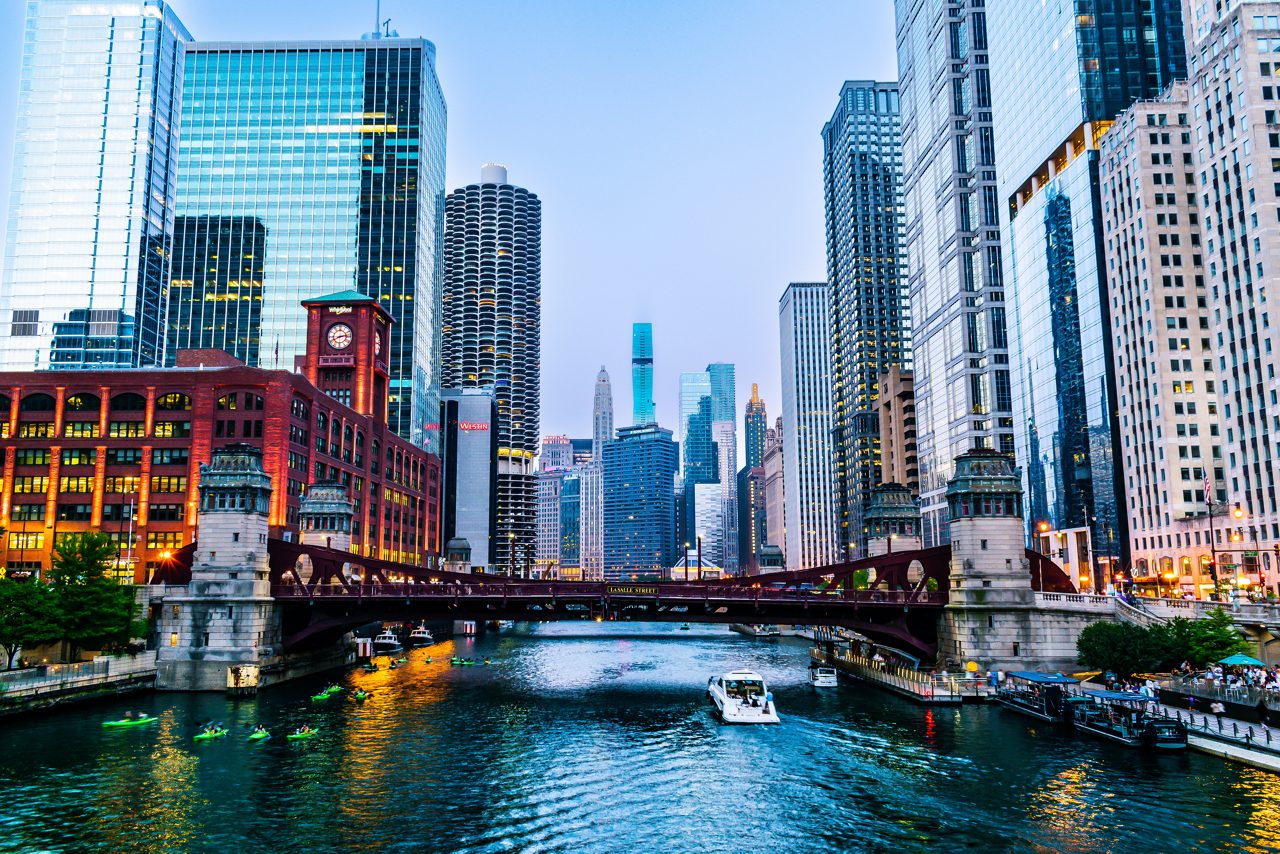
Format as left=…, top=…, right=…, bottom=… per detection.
left=0, top=652, right=157, bottom=717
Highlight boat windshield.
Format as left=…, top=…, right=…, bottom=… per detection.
left=725, top=679, right=764, bottom=698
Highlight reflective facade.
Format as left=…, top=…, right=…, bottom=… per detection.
left=1, top=0, right=190, bottom=371
left=602, top=423, right=678, bottom=579
left=822, top=81, right=909, bottom=557
left=174, top=39, right=447, bottom=448
left=678, top=370, right=711, bottom=458
left=743, top=383, right=767, bottom=470
left=895, top=0, right=1010, bottom=547
left=168, top=216, right=267, bottom=365
left=988, top=0, right=1186, bottom=564
left=707, top=362, right=736, bottom=423
left=631, top=322, right=655, bottom=425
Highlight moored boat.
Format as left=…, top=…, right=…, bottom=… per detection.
left=730, top=624, right=782, bottom=638
left=407, top=625, right=435, bottom=647
left=1068, top=690, right=1188, bottom=749
left=809, top=666, right=838, bottom=688
left=996, top=672, right=1079, bottom=723
left=707, top=669, right=780, bottom=724
left=373, top=627, right=403, bottom=654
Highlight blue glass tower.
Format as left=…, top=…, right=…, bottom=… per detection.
left=603, top=423, right=678, bottom=579
left=631, top=322, right=655, bottom=425
left=1, top=0, right=190, bottom=371
left=171, top=37, right=447, bottom=448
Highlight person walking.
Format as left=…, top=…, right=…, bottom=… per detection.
left=1257, top=698, right=1271, bottom=727
left=1211, top=700, right=1226, bottom=729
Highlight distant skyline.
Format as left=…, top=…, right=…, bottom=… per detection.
left=0, top=0, right=897, bottom=440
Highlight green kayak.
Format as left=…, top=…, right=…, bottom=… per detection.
left=310, top=692, right=329, bottom=702
left=193, top=728, right=227, bottom=741
left=396, top=658, right=407, bottom=664
left=103, top=716, right=157, bottom=728
left=353, top=691, right=369, bottom=701
left=286, top=730, right=317, bottom=741
left=324, top=686, right=342, bottom=695
left=247, top=730, right=270, bottom=741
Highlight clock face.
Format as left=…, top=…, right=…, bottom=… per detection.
left=374, top=331, right=382, bottom=356
left=327, top=323, right=353, bottom=350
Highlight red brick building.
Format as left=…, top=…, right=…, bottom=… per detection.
left=0, top=291, right=440, bottom=582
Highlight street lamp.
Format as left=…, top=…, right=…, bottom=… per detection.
left=507, top=531, right=515, bottom=578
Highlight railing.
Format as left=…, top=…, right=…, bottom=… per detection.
left=1034, top=592, right=1115, bottom=611
left=1162, top=675, right=1280, bottom=711
left=1156, top=705, right=1280, bottom=756
left=825, top=648, right=991, bottom=701
left=0, top=659, right=108, bottom=687
left=1135, top=596, right=1280, bottom=625
left=1113, top=597, right=1166, bottom=627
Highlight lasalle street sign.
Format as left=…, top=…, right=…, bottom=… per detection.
left=605, top=584, right=658, bottom=596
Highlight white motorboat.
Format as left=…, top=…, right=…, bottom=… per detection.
left=372, top=627, right=402, bottom=654
left=707, top=669, right=780, bottom=724
left=809, top=666, right=838, bottom=688
left=729, top=624, right=782, bottom=638
left=406, top=625, right=434, bottom=646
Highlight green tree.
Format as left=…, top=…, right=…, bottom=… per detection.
left=1076, top=620, right=1159, bottom=677
left=48, top=533, right=141, bottom=659
left=1148, top=616, right=1197, bottom=670
left=1186, top=608, right=1251, bottom=666
left=0, top=578, right=62, bottom=669
left=850, top=569, right=870, bottom=590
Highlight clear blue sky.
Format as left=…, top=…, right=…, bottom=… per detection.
left=0, top=0, right=897, bottom=443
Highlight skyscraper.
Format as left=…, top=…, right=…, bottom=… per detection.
left=442, top=164, right=542, bottom=574
left=737, top=466, right=767, bottom=575
left=822, top=81, right=909, bottom=557
left=763, top=417, right=786, bottom=562
left=539, top=435, right=573, bottom=472
left=536, top=469, right=565, bottom=572
left=631, top=322, right=655, bottom=425
left=678, top=371, right=712, bottom=454
left=440, top=387, right=498, bottom=571
left=744, top=384, right=768, bottom=469
left=780, top=282, right=838, bottom=569
left=174, top=37, right=448, bottom=446
left=603, top=423, right=678, bottom=579
left=713, top=419, right=739, bottom=574
left=593, top=366, right=614, bottom=460
left=988, top=0, right=1186, bottom=565
left=559, top=471, right=582, bottom=576
left=706, top=362, right=737, bottom=423
left=1, top=0, right=190, bottom=371
left=894, top=0, right=1010, bottom=546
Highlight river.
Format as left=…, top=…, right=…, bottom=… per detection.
left=1, top=623, right=1278, bottom=852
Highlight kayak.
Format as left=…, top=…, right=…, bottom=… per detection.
left=324, top=686, right=343, bottom=695
left=286, top=730, right=318, bottom=741
left=353, top=691, right=369, bottom=701
left=248, top=730, right=270, bottom=742
left=396, top=658, right=407, bottom=664
left=361, top=665, right=378, bottom=672
left=424, top=657, right=433, bottom=664
left=193, top=728, right=228, bottom=741
left=310, top=693, right=329, bottom=702
left=103, top=716, right=157, bottom=728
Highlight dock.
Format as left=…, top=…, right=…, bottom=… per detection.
left=1152, top=702, right=1280, bottom=774
left=811, top=647, right=991, bottom=705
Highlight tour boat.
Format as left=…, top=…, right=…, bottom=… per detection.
left=809, top=666, right=838, bottom=688
left=372, top=627, right=403, bottom=654
left=730, top=624, right=782, bottom=638
left=996, top=672, right=1079, bottom=724
left=1068, top=690, right=1188, bottom=749
left=707, top=669, right=780, bottom=724
left=407, top=625, right=435, bottom=647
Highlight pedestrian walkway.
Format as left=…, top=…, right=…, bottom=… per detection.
left=1151, top=699, right=1280, bottom=773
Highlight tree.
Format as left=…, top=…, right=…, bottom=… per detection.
left=1186, top=608, right=1251, bottom=666
left=851, top=569, right=870, bottom=590
left=48, top=533, right=142, bottom=658
left=0, top=578, right=62, bottom=669
left=1076, top=620, right=1159, bottom=677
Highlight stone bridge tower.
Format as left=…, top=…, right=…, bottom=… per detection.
left=154, top=444, right=282, bottom=691
left=865, top=483, right=922, bottom=557
left=299, top=481, right=354, bottom=552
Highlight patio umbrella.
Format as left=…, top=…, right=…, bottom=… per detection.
left=1218, top=653, right=1266, bottom=667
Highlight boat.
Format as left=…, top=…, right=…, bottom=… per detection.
left=388, top=662, right=399, bottom=670
left=809, top=666, right=838, bottom=688
left=248, top=730, right=270, bottom=742
left=353, top=690, right=370, bottom=702
left=193, top=727, right=228, bottom=741
left=286, top=729, right=318, bottom=741
left=310, top=692, right=330, bottom=702
left=1068, top=690, right=1188, bottom=749
left=324, top=684, right=342, bottom=695
left=497, top=621, right=515, bottom=630
left=730, top=624, right=782, bottom=638
left=706, top=669, right=780, bottom=724
left=361, top=663, right=379, bottom=672
left=996, top=672, right=1079, bottom=723
left=679, top=623, right=691, bottom=631
left=102, top=714, right=157, bottom=728
left=407, top=625, right=435, bottom=646
left=372, top=627, right=402, bottom=654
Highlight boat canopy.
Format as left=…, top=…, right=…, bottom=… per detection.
left=1082, top=690, right=1146, bottom=702
left=1006, top=672, right=1078, bottom=684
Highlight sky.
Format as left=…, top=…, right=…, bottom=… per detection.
left=0, top=0, right=898, bottom=447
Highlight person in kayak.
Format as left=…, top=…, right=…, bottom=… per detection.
left=253, top=724, right=267, bottom=734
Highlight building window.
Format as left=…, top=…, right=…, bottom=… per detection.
left=14, top=449, right=50, bottom=466
left=16, top=422, right=54, bottom=438
left=153, top=421, right=191, bottom=438
left=150, top=476, right=188, bottom=493
left=60, top=448, right=97, bottom=466
left=146, top=531, right=184, bottom=549
left=58, top=504, right=94, bottom=522
left=63, top=421, right=100, bottom=439
left=104, top=476, right=141, bottom=493
left=12, top=476, right=49, bottom=494
left=59, top=476, right=94, bottom=493
left=151, top=448, right=189, bottom=466
left=9, top=504, right=45, bottom=522
left=106, top=448, right=143, bottom=465
left=155, top=393, right=192, bottom=411
left=108, top=421, right=146, bottom=438
left=8, top=532, right=44, bottom=550
left=148, top=504, right=186, bottom=522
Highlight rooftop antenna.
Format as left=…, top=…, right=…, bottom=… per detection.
left=374, top=0, right=380, bottom=38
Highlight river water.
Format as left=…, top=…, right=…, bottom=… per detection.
left=1, top=623, right=1279, bottom=853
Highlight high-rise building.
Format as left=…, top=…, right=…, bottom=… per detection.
left=539, top=435, right=574, bottom=472
left=441, top=387, right=498, bottom=571
left=707, top=362, right=737, bottom=423
left=631, top=322, right=655, bottom=425
left=175, top=37, right=447, bottom=446
left=822, top=81, right=909, bottom=557
left=570, top=439, right=593, bottom=466
left=744, top=384, right=768, bottom=469
left=780, top=282, right=837, bottom=568
left=763, top=418, right=786, bottom=563
left=988, top=0, right=1186, bottom=568
left=536, top=469, right=565, bottom=572
left=442, top=164, right=542, bottom=575
left=713, top=419, right=739, bottom=574
left=894, top=0, right=1011, bottom=546
left=678, top=371, right=712, bottom=453
left=593, top=365, right=614, bottom=459
left=579, top=461, right=605, bottom=581
left=737, top=466, right=767, bottom=574
left=559, top=471, right=582, bottom=576
left=603, top=423, right=678, bottom=579
left=1099, top=82, right=1222, bottom=593
left=692, top=482, right=725, bottom=566
left=1, top=0, right=190, bottom=372
left=877, top=366, right=919, bottom=494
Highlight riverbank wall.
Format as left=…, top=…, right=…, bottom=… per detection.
left=0, top=652, right=156, bottom=718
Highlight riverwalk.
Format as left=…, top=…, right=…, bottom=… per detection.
left=811, top=647, right=991, bottom=704
left=1150, top=701, right=1280, bottom=773
left=0, top=652, right=156, bottom=716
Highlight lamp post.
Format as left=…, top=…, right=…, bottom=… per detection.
left=507, top=531, right=515, bottom=578
left=1205, top=491, right=1222, bottom=599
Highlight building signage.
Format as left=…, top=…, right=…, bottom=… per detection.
left=459, top=421, right=489, bottom=431
left=328, top=306, right=352, bottom=315
left=606, top=584, right=658, bottom=596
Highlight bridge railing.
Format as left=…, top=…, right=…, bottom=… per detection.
left=1134, top=596, right=1280, bottom=624
left=824, top=649, right=991, bottom=701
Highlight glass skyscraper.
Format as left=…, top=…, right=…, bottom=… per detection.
left=706, top=362, right=736, bottom=423
left=1, top=0, right=190, bottom=371
left=603, top=423, right=678, bottom=579
left=822, top=81, right=910, bottom=558
left=172, top=38, right=447, bottom=447
left=988, top=0, right=1185, bottom=562
left=631, top=322, right=655, bottom=425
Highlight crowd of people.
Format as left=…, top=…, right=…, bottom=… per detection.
left=1178, top=660, right=1280, bottom=696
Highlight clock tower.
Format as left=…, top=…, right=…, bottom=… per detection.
left=300, top=290, right=391, bottom=421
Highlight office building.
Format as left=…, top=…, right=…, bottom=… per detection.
left=877, top=366, right=918, bottom=494
left=0, top=293, right=437, bottom=582
left=579, top=461, right=604, bottom=580
left=1, top=0, right=190, bottom=372
left=744, top=384, right=768, bottom=469
left=988, top=0, right=1186, bottom=568
left=763, top=418, right=786, bottom=563
left=780, top=282, right=837, bottom=568
left=707, top=362, right=737, bottom=423
left=570, top=439, right=593, bottom=466
left=593, top=365, right=614, bottom=459
left=559, top=471, right=582, bottom=576
left=678, top=371, right=712, bottom=453
left=894, top=0, right=1011, bottom=546
left=539, top=435, right=574, bottom=472
left=692, top=482, right=725, bottom=566
left=602, top=423, right=678, bottom=579
left=631, top=322, right=655, bottom=425
left=713, top=419, right=739, bottom=574
left=175, top=37, right=447, bottom=446
left=442, top=164, right=542, bottom=575
left=737, top=466, right=767, bottom=575
left=440, top=387, right=498, bottom=572
left=822, top=81, right=909, bottom=557
left=536, top=469, right=565, bottom=572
